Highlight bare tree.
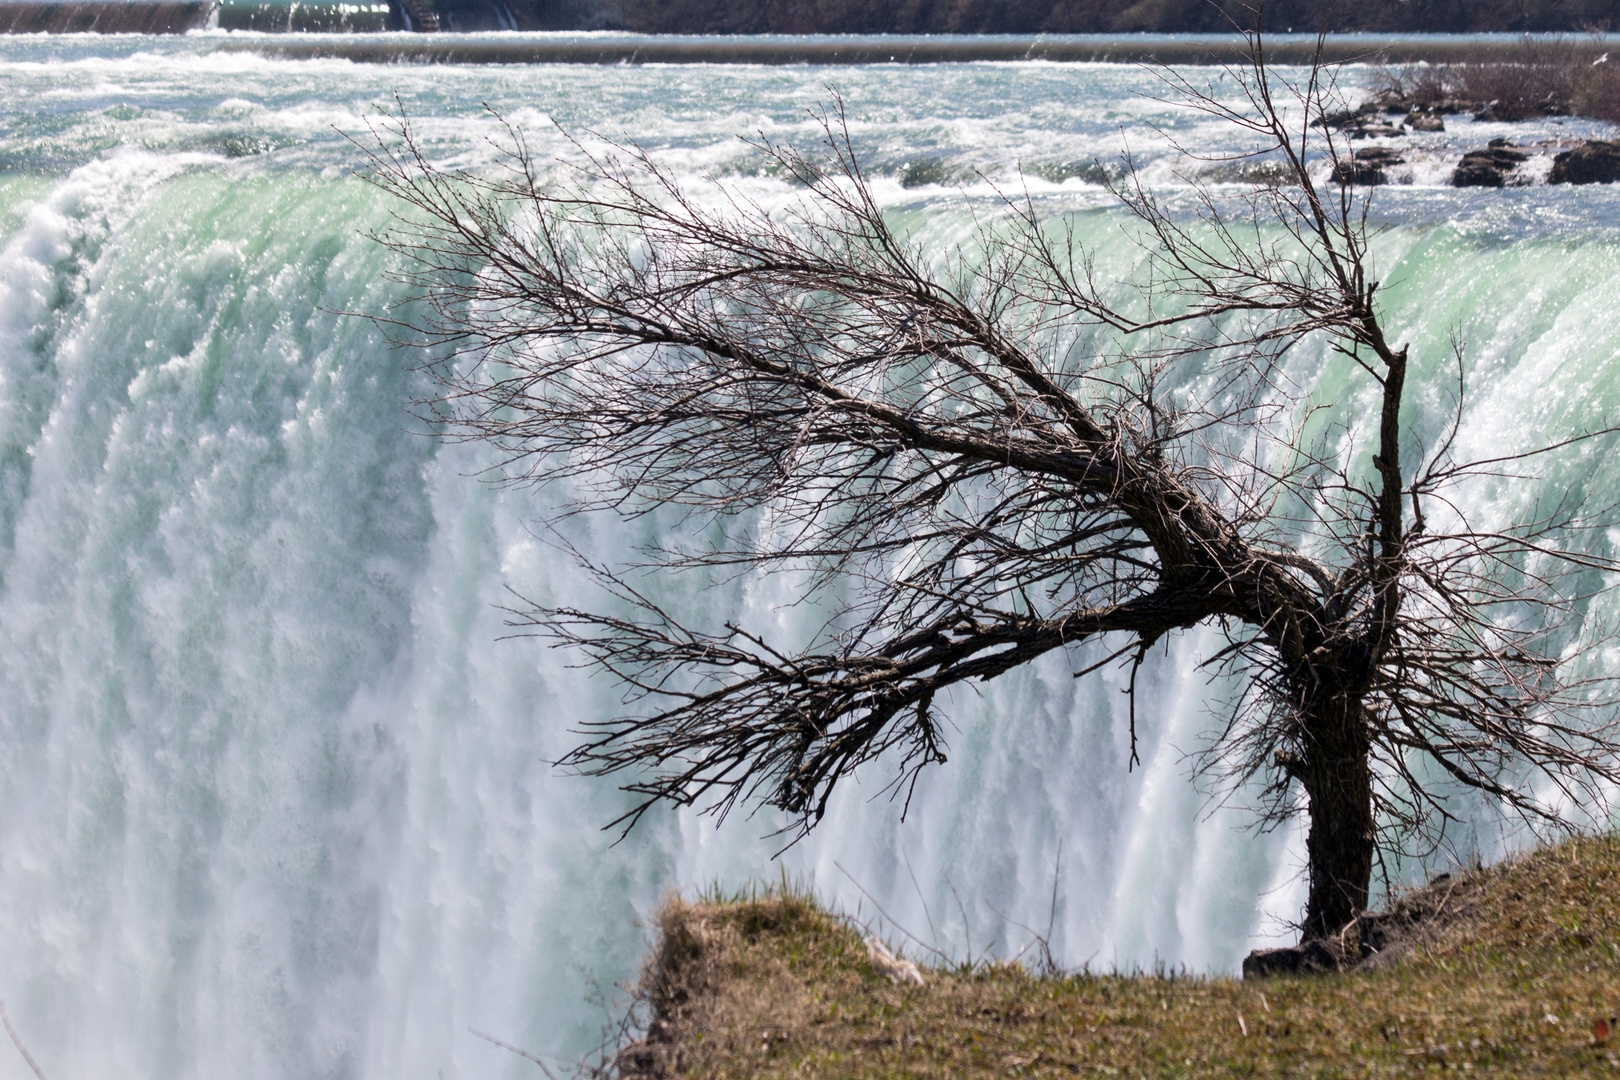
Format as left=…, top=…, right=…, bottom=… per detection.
left=361, top=26, right=1620, bottom=947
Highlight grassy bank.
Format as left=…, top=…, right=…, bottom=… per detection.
left=620, top=835, right=1620, bottom=1078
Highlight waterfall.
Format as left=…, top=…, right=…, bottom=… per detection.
left=1, top=41, right=1618, bottom=1078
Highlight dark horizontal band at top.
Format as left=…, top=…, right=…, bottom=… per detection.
left=216, top=34, right=1615, bottom=66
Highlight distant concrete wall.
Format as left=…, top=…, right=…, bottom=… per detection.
left=222, top=35, right=1617, bottom=63
left=0, top=1, right=217, bottom=32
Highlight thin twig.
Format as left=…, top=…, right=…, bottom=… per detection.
left=0, top=1002, right=47, bottom=1080
left=470, top=1028, right=562, bottom=1080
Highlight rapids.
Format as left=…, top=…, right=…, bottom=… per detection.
left=0, top=34, right=1617, bottom=1078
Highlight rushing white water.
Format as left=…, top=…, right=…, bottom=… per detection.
left=1, top=34, right=1618, bottom=1079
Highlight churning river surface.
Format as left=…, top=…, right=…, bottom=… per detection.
left=1, top=31, right=1618, bottom=1079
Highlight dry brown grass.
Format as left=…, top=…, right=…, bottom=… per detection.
left=1370, top=39, right=1620, bottom=123
left=1573, top=66, right=1620, bottom=125
left=617, top=835, right=1620, bottom=1078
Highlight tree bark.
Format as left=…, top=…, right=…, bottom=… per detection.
left=1300, top=689, right=1375, bottom=941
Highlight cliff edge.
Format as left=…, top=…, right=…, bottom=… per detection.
left=616, top=835, right=1620, bottom=1078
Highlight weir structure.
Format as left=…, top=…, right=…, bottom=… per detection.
left=220, top=34, right=1617, bottom=64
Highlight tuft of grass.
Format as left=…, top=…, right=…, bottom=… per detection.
left=617, top=835, right=1620, bottom=1078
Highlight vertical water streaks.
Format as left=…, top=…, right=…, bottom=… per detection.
left=0, top=162, right=436, bottom=1079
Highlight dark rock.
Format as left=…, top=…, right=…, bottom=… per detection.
left=1325, top=104, right=1407, bottom=139
left=1331, top=146, right=1404, bottom=186
left=1405, top=112, right=1444, bottom=132
left=1474, top=100, right=1535, bottom=122
left=1316, top=101, right=1384, bottom=127
left=1451, top=146, right=1529, bottom=187
left=1242, top=939, right=1343, bottom=978
left=222, top=135, right=272, bottom=158
left=1312, top=109, right=1364, bottom=129
left=1549, top=140, right=1620, bottom=185
left=900, top=158, right=966, bottom=188
left=1027, top=160, right=1112, bottom=185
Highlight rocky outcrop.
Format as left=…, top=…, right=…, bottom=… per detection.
left=1331, top=146, right=1405, bottom=186
left=1452, top=142, right=1530, bottom=187
left=1241, top=939, right=1346, bottom=977
left=1314, top=107, right=1409, bottom=140
left=1351, top=122, right=1407, bottom=139
left=1549, top=140, right=1620, bottom=184
left=1313, top=107, right=1378, bottom=129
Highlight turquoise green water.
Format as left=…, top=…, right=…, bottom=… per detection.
left=0, top=34, right=1617, bottom=1079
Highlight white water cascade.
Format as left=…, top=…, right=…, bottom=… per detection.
left=0, top=36, right=1617, bottom=1079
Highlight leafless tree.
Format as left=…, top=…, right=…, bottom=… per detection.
left=361, top=24, right=1620, bottom=946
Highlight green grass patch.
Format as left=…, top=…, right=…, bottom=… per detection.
left=619, top=835, right=1620, bottom=1078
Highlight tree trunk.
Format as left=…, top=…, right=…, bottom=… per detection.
left=1299, top=690, right=1375, bottom=942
